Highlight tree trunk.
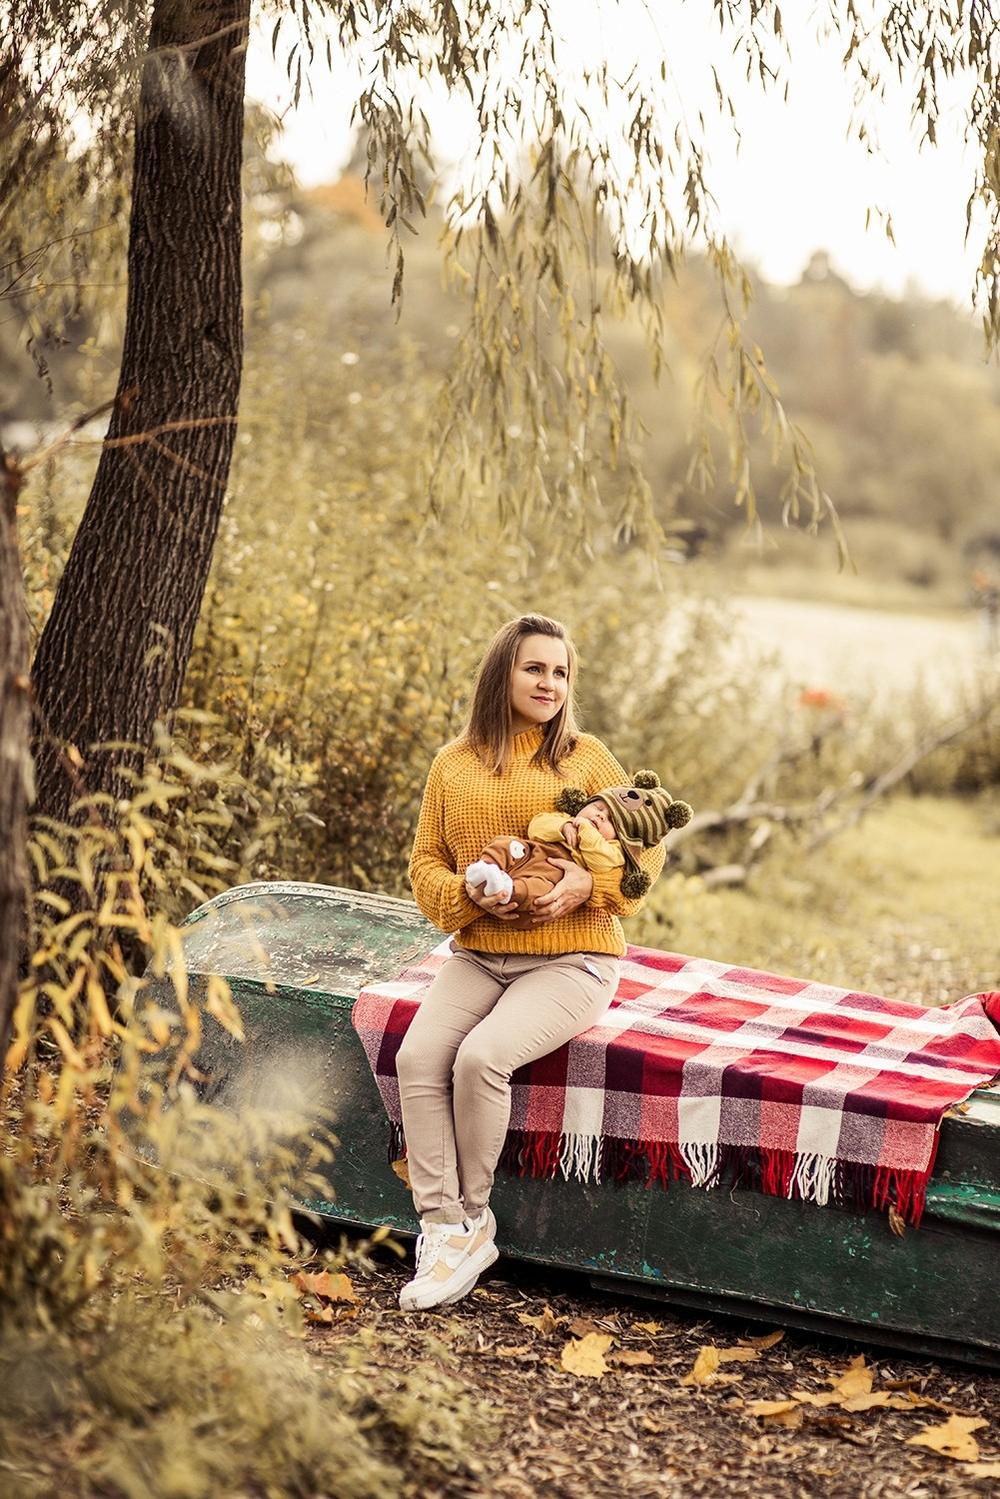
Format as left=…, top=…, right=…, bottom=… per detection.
left=0, top=452, right=32, bottom=1060
left=31, top=0, right=249, bottom=824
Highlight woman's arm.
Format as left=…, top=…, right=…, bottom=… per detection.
left=407, top=755, right=481, bottom=933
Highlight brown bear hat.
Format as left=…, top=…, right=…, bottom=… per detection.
left=555, top=770, right=692, bottom=898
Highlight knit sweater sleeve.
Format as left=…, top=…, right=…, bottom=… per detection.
left=581, top=738, right=667, bottom=918
left=407, top=753, right=480, bottom=934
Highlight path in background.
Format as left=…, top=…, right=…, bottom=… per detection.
left=733, top=594, right=992, bottom=708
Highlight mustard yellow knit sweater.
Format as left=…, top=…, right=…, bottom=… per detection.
left=408, top=726, right=667, bottom=957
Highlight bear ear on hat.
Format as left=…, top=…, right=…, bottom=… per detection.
left=633, top=769, right=660, bottom=789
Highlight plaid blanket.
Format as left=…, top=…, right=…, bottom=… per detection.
left=351, top=939, right=1000, bottom=1225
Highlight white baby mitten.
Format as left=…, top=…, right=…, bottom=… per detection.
left=465, top=860, right=514, bottom=901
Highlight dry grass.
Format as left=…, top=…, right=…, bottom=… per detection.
left=646, top=793, right=1000, bottom=1006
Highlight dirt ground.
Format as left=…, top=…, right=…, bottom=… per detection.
left=307, top=1253, right=1000, bottom=1499
left=304, top=1241, right=1000, bottom=1498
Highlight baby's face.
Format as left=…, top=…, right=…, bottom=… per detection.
left=579, top=798, right=615, bottom=841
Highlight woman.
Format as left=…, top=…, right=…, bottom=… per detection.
left=396, top=614, right=666, bottom=1309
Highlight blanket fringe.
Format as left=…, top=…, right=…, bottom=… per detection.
left=383, top=1123, right=930, bottom=1224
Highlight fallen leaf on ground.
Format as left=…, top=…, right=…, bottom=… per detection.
left=682, top=1345, right=759, bottom=1386
left=390, top=1158, right=411, bottom=1187
left=907, top=1415, right=988, bottom=1463
left=745, top=1399, right=803, bottom=1429
left=633, top=1320, right=665, bottom=1334
left=561, top=1332, right=614, bottom=1378
left=742, top=1330, right=785, bottom=1350
left=791, top=1389, right=844, bottom=1409
left=965, top=1462, right=1000, bottom=1478
left=291, top=1270, right=358, bottom=1304
left=566, top=1315, right=610, bottom=1337
left=518, top=1305, right=566, bottom=1336
left=609, top=1350, right=655, bottom=1367
left=305, top=1304, right=334, bottom=1324
left=495, top=1344, right=534, bottom=1357
left=829, top=1355, right=874, bottom=1401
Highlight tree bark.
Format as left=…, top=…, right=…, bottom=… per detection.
left=31, top=0, right=249, bottom=823
left=0, top=451, right=32, bottom=1060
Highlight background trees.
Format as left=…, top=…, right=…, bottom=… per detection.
left=28, top=1, right=251, bottom=824
left=7, top=2, right=1000, bottom=827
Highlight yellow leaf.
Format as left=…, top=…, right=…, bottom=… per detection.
left=828, top=1355, right=874, bottom=1401
left=682, top=1346, right=720, bottom=1386
left=633, top=1320, right=664, bottom=1334
left=792, top=1389, right=845, bottom=1408
left=566, top=1315, right=606, bottom=1338
left=561, top=1332, right=613, bottom=1378
left=47, top=1018, right=84, bottom=1069
left=390, top=1157, right=411, bottom=1187
left=4, top=985, right=36, bottom=1073
left=495, top=1344, right=533, bottom=1357
left=682, top=1345, right=759, bottom=1386
left=965, top=1462, right=1000, bottom=1478
left=841, top=1392, right=898, bottom=1413
left=746, top=1399, right=801, bottom=1421
left=517, top=1305, right=565, bottom=1336
left=87, top=975, right=114, bottom=1038
left=609, top=1349, right=654, bottom=1367
left=205, top=974, right=245, bottom=1041
left=743, top=1330, right=784, bottom=1350
left=907, top=1415, right=987, bottom=1463
left=291, top=1269, right=358, bottom=1304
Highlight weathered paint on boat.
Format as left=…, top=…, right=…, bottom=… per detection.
left=160, top=881, right=1000, bottom=1367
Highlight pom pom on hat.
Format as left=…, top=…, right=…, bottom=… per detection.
left=633, top=769, right=660, bottom=789
left=620, top=867, right=651, bottom=899
left=555, top=786, right=590, bottom=817
left=665, top=799, right=693, bottom=830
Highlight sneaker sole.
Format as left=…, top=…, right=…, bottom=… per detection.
left=399, top=1240, right=499, bottom=1311
left=438, top=1241, right=500, bottom=1305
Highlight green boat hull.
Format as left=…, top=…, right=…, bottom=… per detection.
left=162, top=882, right=1000, bottom=1367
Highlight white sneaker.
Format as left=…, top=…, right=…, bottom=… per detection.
left=398, top=1207, right=498, bottom=1311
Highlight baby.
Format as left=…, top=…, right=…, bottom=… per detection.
left=465, top=770, right=693, bottom=928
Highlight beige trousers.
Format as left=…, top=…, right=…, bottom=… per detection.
left=395, top=943, right=620, bottom=1223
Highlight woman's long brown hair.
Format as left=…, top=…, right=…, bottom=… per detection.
left=459, top=614, right=580, bottom=774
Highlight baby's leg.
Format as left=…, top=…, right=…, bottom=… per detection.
left=464, top=859, right=513, bottom=901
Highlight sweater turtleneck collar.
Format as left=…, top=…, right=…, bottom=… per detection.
left=511, top=724, right=545, bottom=757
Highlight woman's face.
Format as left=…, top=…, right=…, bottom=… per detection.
left=509, top=633, right=569, bottom=733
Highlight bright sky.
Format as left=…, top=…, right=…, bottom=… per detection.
left=245, top=1, right=985, bottom=311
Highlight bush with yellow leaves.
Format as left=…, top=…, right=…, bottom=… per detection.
left=1, top=768, right=493, bottom=1496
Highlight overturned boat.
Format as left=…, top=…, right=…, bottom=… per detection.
left=151, top=880, right=1000, bottom=1368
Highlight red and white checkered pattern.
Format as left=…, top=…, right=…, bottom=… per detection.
left=352, top=939, right=1000, bottom=1225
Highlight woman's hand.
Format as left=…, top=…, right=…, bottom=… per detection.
left=464, top=877, right=520, bottom=922
left=529, top=859, right=593, bottom=924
